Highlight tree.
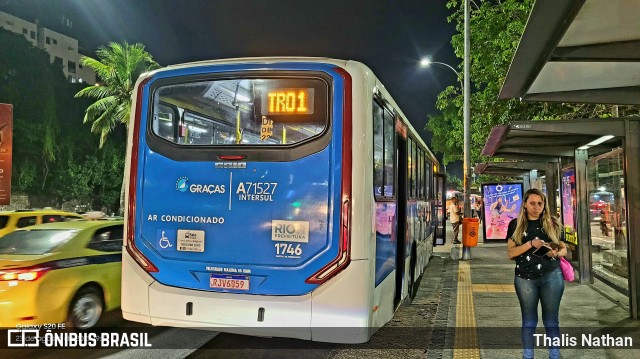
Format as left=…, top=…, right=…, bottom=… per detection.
left=75, top=42, right=159, bottom=214
left=0, top=29, right=126, bottom=211
left=447, top=175, right=463, bottom=192
left=427, top=0, right=639, bottom=166
left=0, top=29, right=62, bottom=194
left=75, top=42, right=159, bottom=147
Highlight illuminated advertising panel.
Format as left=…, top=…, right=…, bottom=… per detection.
left=482, top=183, right=523, bottom=240
left=561, top=168, right=578, bottom=245
left=0, top=104, right=12, bottom=205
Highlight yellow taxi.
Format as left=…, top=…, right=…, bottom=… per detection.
left=0, top=220, right=123, bottom=329
left=0, top=209, right=84, bottom=238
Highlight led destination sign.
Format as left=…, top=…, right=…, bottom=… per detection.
left=263, top=88, right=314, bottom=115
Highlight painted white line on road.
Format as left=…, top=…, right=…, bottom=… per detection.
left=102, top=328, right=219, bottom=359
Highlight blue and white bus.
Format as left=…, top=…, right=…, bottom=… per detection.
left=122, top=57, right=446, bottom=343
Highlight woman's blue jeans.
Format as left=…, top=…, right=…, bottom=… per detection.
left=514, top=268, right=564, bottom=359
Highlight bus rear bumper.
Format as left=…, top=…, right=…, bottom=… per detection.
left=121, top=251, right=372, bottom=343
left=146, top=279, right=313, bottom=340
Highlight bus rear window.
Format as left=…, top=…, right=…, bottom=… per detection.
left=151, top=77, right=328, bottom=146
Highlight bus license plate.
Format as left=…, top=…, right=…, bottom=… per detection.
left=210, top=274, right=249, bottom=290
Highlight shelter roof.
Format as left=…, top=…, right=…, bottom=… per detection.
left=477, top=118, right=629, bottom=177
left=499, top=0, right=640, bottom=105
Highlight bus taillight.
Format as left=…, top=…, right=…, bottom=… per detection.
left=305, top=199, right=351, bottom=284
left=126, top=245, right=158, bottom=273
left=305, top=66, right=352, bottom=285
left=126, top=76, right=158, bottom=273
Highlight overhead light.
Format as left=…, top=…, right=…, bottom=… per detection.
left=587, top=135, right=615, bottom=146
left=235, top=93, right=250, bottom=102
left=577, top=135, right=614, bottom=150
left=188, top=125, right=208, bottom=133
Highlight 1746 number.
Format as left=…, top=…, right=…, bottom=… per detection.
left=274, top=243, right=302, bottom=256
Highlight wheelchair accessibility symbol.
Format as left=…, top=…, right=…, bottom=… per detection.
left=159, top=231, right=173, bottom=249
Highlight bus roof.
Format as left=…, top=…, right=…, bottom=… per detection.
left=163, top=56, right=350, bottom=71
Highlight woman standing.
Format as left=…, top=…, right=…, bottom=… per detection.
left=506, top=189, right=567, bottom=359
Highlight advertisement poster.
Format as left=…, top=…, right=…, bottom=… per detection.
left=561, top=168, right=578, bottom=245
left=482, top=183, right=523, bottom=240
left=0, top=104, right=12, bottom=206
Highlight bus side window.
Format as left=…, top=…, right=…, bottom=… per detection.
left=418, top=150, right=423, bottom=199
left=410, top=139, right=417, bottom=199
left=373, top=101, right=384, bottom=196
left=427, top=160, right=434, bottom=199
left=382, top=107, right=395, bottom=197
left=373, top=99, right=396, bottom=198
left=407, top=139, right=413, bottom=198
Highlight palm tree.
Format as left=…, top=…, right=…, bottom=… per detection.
left=75, top=42, right=159, bottom=213
left=75, top=42, right=159, bottom=147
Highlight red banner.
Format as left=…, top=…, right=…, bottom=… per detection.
left=0, top=104, right=12, bottom=205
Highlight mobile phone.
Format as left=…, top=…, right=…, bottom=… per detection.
left=533, top=245, right=551, bottom=257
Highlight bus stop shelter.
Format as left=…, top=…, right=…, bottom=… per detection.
left=486, top=0, right=640, bottom=319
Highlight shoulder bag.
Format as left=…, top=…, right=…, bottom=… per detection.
left=559, top=257, right=574, bottom=282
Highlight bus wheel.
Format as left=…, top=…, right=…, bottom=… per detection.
left=67, top=286, right=104, bottom=330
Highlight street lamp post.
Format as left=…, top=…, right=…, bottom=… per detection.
left=420, top=0, right=471, bottom=260
left=462, top=0, right=471, bottom=260
left=420, top=57, right=472, bottom=258
left=419, top=59, right=463, bottom=90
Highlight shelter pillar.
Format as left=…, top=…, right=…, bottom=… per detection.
left=530, top=170, right=539, bottom=189
left=545, top=162, right=559, bottom=217
left=625, top=119, right=640, bottom=319
left=574, top=149, right=591, bottom=284
left=522, top=173, right=530, bottom=192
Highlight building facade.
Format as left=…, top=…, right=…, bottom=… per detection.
left=0, top=11, right=96, bottom=84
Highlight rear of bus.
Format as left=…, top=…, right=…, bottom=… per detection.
left=121, top=59, right=370, bottom=342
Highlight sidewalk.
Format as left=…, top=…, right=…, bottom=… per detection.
left=426, top=219, right=640, bottom=358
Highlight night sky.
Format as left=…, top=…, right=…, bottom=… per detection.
left=1, top=0, right=457, bottom=147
